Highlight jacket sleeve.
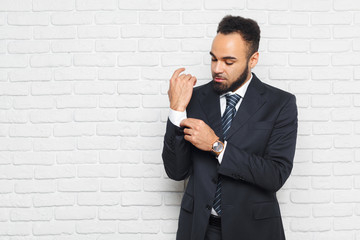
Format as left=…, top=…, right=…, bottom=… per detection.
left=162, top=119, right=192, bottom=181
left=218, top=95, right=298, bottom=192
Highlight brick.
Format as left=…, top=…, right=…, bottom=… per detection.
left=161, top=53, right=202, bottom=67
left=248, top=0, right=288, bottom=10
left=312, top=67, right=352, bottom=80
left=122, top=25, right=162, bottom=38
left=143, top=95, right=169, bottom=108
left=311, top=13, right=352, bottom=25
left=298, top=121, right=312, bottom=135
left=33, top=193, right=75, bottom=207
left=30, top=110, right=73, bottom=123
left=31, top=82, right=72, bottom=95
left=282, top=176, right=310, bottom=190
left=15, top=180, right=54, bottom=193
left=96, top=40, right=136, bottom=52
left=78, top=165, right=118, bottom=178
left=311, top=40, right=351, bottom=53
left=55, top=207, right=96, bottom=220
left=13, top=96, right=55, bottom=109
left=313, top=231, right=354, bottom=240
left=56, top=96, right=97, bottom=109
left=54, top=67, right=96, bottom=81
left=99, top=150, right=141, bottom=164
left=140, top=123, right=166, bottom=137
left=76, top=220, right=117, bottom=234
left=334, top=163, right=360, bottom=175
left=313, top=149, right=354, bottom=163
left=74, top=54, right=116, bottom=67
left=9, top=69, right=52, bottom=82
left=313, top=204, right=353, bottom=217
left=144, top=178, right=184, bottom=192
left=334, top=82, right=360, bottom=94
left=311, top=95, right=351, bottom=108
left=100, top=95, right=140, bottom=108
left=334, top=191, right=360, bottom=203
left=142, top=206, right=179, bottom=220
left=97, top=123, right=138, bottom=137
left=120, top=137, right=161, bottom=150
left=0, top=138, right=31, bottom=151
left=289, top=53, right=330, bottom=66
left=140, top=12, right=180, bottom=24
left=9, top=125, right=52, bottom=137
left=280, top=204, right=311, bottom=217
left=269, top=68, right=310, bottom=80
left=312, top=176, right=352, bottom=190
left=291, top=0, right=331, bottom=11
left=0, top=55, right=28, bottom=68
left=74, top=82, right=116, bottom=94
left=0, top=194, right=31, bottom=208
left=258, top=26, right=289, bottom=39
left=0, top=83, right=29, bottom=96
left=269, top=40, right=308, bottom=52
left=291, top=162, right=332, bottom=176
left=291, top=190, right=331, bottom=203
left=0, top=223, right=31, bottom=236
left=0, top=0, right=32, bottom=11
left=164, top=26, right=205, bottom=38
left=181, top=39, right=212, bottom=52
left=334, top=0, right=360, bottom=10
left=118, top=53, right=159, bottom=66
left=333, top=53, right=360, bottom=66
left=0, top=40, right=5, bottom=53
left=0, top=166, right=33, bottom=179
left=313, top=121, right=352, bottom=135
left=51, top=12, right=93, bottom=25
left=334, top=216, right=360, bottom=230
left=122, top=193, right=162, bottom=206
left=52, top=40, right=93, bottom=53
left=297, top=108, right=331, bottom=121
left=99, top=68, right=139, bottom=80
left=33, top=0, right=74, bottom=11
left=99, top=207, right=139, bottom=220
left=95, top=11, right=137, bottom=24
left=119, top=0, right=160, bottom=10
left=140, top=39, right=179, bottom=52
left=291, top=27, right=331, bottom=39
left=332, top=108, right=360, bottom=121
left=30, top=54, right=72, bottom=68
left=54, top=123, right=95, bottom=137
left=34, top=26, right=76, bottom=39
left=162, top=0, right=201, bottom=10
left=204, top=0, right=245, bottom=9
left=290, top=218, right=331, bottom=232
left=293, top=149, right=312, bottom=163
left=101, top=178, right=142, bottom=192
left=0, top=26, right=31, bottom=40
left=35, top=165, right=76, bottom=179
left=58, top=179, right=98, bottom=192
left=98, top=234, right=141, bottom=240
left=76, top=0, right=117, bottom=10
left=7, top=13, right=49, bottom=26
left=10, top=208, right=52, bottom=221
left=117, top=81, right=159, bottom=95
left=121, top=164, right=161, bottom=178
left=78, top=192, right=120, bottom=206
left=33, top=222, right=74, bottom=235
left=77, top=137, right=118, bottom=150
left=269, top=13, right=308, bottom=25
left=33, top=138, right=76, bottom=151
left=78, top=26, right=119, bottom=39
left=57, top=151, right=98, bottom=164
left=183, top=12, right=225, bottom=24
left=334, top=26, right=360, bottom=38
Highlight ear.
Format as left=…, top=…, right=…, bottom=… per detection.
left=249, top=52, right=259, bottom=69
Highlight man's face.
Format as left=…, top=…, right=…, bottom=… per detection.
left=210, top=33, right=255, bottom=95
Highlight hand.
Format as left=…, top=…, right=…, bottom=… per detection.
left=180, top=118, right=218, bottom=151
left=168, top=68, right=197, bottom=112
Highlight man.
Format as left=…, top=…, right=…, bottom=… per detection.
left=162, top=15, right=297, bottom=240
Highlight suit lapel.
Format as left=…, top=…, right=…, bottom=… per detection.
left=199, top=84, right=223, bottom=140
left=226, top=74, right=267, bottom=140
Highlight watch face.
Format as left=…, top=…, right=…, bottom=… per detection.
left=213, top=141, right=223, bottom=152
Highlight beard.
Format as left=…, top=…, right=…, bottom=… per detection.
left=212, top=63, right=249, bottom=95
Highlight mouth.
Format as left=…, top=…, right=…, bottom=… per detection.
left=214, top=77, right=226, bottom=83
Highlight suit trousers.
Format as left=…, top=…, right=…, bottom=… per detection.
left=204, top=225, right=222, bottom=240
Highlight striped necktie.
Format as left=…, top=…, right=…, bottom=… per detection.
left=213, top=93, right=242, bottom=215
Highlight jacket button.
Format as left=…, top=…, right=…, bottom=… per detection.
left=206, top=204, right=211, bottom=210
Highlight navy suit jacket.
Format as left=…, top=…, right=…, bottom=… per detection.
left=162, top=74, right=298, bottom=240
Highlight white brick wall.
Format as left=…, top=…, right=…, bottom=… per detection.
left=0, top=0, right=359, bottom=239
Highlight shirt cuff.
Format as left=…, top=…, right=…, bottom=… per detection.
left=217, top=141, right=227, bottom=164
left=168, top=108, right=187, bottom=127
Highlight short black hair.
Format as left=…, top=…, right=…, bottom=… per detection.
left=217, top=15, right=260, bottom=59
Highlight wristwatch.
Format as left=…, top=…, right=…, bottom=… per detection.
left=211, top=139, right=224, bottom=156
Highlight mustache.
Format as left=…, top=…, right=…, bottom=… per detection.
left=213, top=74, right=227, bottom=79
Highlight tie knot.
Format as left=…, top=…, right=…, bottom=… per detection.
left=225, top=94, right=241, bottom=109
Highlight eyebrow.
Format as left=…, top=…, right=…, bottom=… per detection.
left=209, top=52, right=237, bottom=60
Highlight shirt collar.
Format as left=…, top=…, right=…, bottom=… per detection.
left=220, top=73, right=253, bottom=99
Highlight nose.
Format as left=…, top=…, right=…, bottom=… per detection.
left=213, top=61, right=224, bottom=74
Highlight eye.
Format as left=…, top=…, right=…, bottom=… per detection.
left=211, top=58, right=217, bottom=62
left=225, top=62, right=234, bottom=65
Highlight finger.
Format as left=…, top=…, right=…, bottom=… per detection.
left=180, top=118, right=197, bottom=128
left=171, top=68, right=186, bottom=81
left=183, top=128, right=193, bottom=136
left=190, top=76, right=197, bottom=86
left=184, top=134, right=192, bottom=142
